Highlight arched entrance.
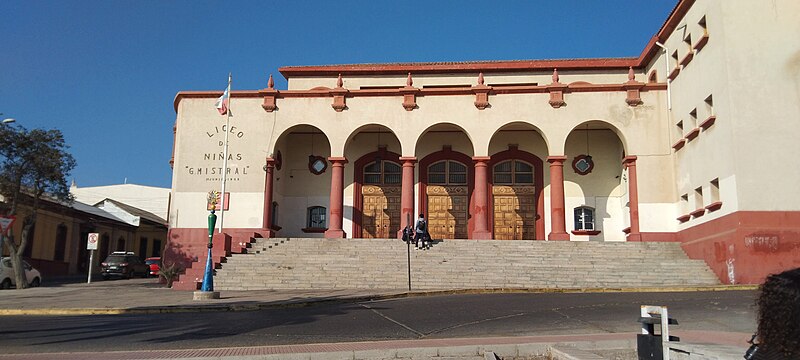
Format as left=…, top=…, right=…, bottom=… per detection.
left=354, top=149, right=402, bottom=238
left=419, top=148, right=474, bottom=240
left=346, top=124, right=403, bottom=238
left=487, top=123, right=548, bottom=240
left=489, top=147, right=545, bottom=240
left=564, top=121, right=627, bottom=241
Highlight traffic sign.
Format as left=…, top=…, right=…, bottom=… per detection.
left=0, top=216, right=15, bottom=234
left=87, top=233, right=99, bottom=250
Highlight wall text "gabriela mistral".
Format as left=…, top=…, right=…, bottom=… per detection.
left=186, top=166, right=249, bottom=175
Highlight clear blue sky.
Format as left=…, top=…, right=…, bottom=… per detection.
left=1, top=1, right=676, bottom=189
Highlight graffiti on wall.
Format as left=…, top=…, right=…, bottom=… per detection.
left=744, top=233, right=780, bottom=253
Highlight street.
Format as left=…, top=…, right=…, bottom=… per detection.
left=0, top=290, right=756, bottom=354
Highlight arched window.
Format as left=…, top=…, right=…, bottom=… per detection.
left=307, top=206, right=327, bottom=229
left=574, top=206, right=595, bottom=231
left=493, top=160, right=534, bottom=185
left=363, top=160, right=401, bottom=185
left=427, top=160, right=467, bottom=185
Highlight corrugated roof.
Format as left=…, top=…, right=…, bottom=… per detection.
left=98, top=198, right=167, bottom=226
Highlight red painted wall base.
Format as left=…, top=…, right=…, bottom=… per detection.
left=676, top=211, right=800, bottom=285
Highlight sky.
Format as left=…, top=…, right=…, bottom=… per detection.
left=0, top=1, right=677, bottom=189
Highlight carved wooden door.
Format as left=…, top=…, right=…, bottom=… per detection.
left=427, top=185, right=468, bottom=239
left=362, top=185, right=401, bottom=238
left=492, top=159, right=536, bottom=240
left=492, top=186, right=536, bottom=240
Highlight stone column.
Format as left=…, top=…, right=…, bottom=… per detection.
left=324, top=157, right=348, bottom=238
left=397, top=157, right=417, bottom=238
left=624, top=156, right=642, bottom=242
left=547, top=156, right=570, bottom=241
left=472, top=156, right=492, bottom=239
left=261, top=157, right=276, bottom=238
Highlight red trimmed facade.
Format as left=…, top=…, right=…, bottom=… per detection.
left=168, top=0, right=800, bottom=288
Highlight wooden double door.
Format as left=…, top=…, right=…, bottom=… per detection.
left=426, top=185, right=469, bottom=239
left=361, top=185, right=401, bottom=238
left=492, top=185, right=536, bottom=240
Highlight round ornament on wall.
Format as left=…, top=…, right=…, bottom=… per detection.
left=572, top=155, right=594, bottom=175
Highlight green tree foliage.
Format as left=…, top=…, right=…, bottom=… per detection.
left=0, top=124, right=76, bottom=289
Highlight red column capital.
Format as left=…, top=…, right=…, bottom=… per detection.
left=547, top=155, right=568, bottom=164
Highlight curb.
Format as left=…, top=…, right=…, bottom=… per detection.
left=0, top=285, right=757, bottom=316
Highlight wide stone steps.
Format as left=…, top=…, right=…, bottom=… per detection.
left=213, top=238, right=719, bottom=290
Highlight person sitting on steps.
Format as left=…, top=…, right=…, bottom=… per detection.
left=415, top=213, right=430, bottom=250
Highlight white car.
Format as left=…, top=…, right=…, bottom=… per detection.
left=0, top=257, right=42, bottom=289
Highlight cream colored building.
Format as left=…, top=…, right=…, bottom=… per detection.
left=1, top=196, right=167, bottom=277
left=168, top=0, right=800, bottom=284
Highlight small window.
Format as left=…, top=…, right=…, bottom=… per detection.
left=689, top=108, right=698, bottom=128
left=681, top=194, right=689, bottom=213
left=152, top=240, right=162, bottom=257
left=308, top=156, right=327, bottom=175
left=684, top=35, right=692, bottom=50
left=574, top=206, right=595, bottom=231
left=699, top=16, right=707, bottom=34
left=672, top=50, right=679, bottom=65
left=307, top=206, right=327, bottom=229
left=676, top=120, right=684, bottom=137
left=695, top=187, right=704, bottom=209
left=648, top=70, right=658, bottom=83
left=54, top=224, right=68, bottom=262
left=704, top=95, right=714, bottom=116
left=710, top=179, right=720, bottom=203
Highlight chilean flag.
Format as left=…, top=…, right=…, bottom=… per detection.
left=215, top=85, right=230, bottom=115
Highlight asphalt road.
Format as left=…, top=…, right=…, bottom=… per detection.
left=0, top=290, right=756, bottom=354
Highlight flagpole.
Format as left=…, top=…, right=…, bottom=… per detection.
left=218, top=73, right=232, bottom=234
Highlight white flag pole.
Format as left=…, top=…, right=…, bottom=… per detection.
left=218, top=73, right=232, bottom=234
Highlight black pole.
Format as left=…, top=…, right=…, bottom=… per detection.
left=406, top=213, right=411, bottom=291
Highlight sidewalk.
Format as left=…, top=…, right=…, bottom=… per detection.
left=0, top=277, right=757, bottom=316
left=0, top=331, right=750, bottom=360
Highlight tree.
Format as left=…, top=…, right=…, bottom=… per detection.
left=0, top=124, right=75, bottom=289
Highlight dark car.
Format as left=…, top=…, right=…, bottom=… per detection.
left=100, top=252, right=149, bottom=280
left=145, top=257, right=161, bottom=277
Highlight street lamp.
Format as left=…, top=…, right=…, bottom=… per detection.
left=194, top=190, right=220, bottom=300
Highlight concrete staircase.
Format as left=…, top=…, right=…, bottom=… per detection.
left=213, top=238, right=720, bottom=291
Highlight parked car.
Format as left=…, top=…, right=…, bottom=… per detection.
left=0, top=257, right=42, bottom=289
left=145, top=257, right=161, bottom=277
left=100, top=252, right=149, bottom=280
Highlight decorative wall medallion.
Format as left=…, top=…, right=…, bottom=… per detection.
left=274, top=150, right=282, bottom=171
left=308, top=155, right=327, bottom=175
left=572, top=155, right=594, bottom=175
